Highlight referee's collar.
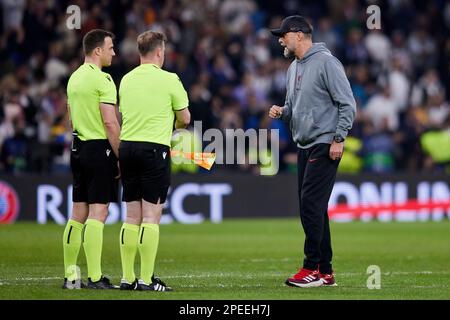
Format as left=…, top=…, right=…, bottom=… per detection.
left=140, top=63, right=161, bottom=69
left=84, top=62, right=100, bottom=70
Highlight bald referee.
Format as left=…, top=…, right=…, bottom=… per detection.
left=63, top=29, right=120, bottom=289
left=118, top=31, right=190, bottom=291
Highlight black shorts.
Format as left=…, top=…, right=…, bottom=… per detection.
left=70, top=137, right=119, bottom=204
left=119, top=141, right=171, bottom=204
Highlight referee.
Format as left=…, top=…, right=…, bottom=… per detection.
left=117, top=31, right=190, bottom=291
left=63, top=29, right=120, bottom=289
left=269, top=16, right=356, bottom=287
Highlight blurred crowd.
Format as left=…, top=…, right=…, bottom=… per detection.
left=0, top=0, right=449, bottom=175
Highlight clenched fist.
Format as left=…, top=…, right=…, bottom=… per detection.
left=269, top=105, right=284, bottom=119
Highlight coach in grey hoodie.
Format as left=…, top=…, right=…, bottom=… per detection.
left=269, top=15, right=356, bottom=288
left=280, top=42, right=355, bottom=148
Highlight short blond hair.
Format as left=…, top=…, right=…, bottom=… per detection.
left=137, top=31, right=167, bottom=56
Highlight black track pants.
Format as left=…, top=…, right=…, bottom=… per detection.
left=297, top=143, right=340, bottom=274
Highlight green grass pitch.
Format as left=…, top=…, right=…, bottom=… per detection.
left=0, top=219, right=449, bottom=299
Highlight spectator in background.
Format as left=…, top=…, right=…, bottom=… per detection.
left=0, top=89, right=23, bottom=148
left=394, top=107, right=424, bottom=172
left=50, top=113, right=70, bottom=173
left=252, top=29, right=271, bottom=65
left=407, top=28, right=437, bottom=75
left=269, top=57, right=289, bottom=102
left=209, top=54, right=236, bottom=92
left=438, top=38, right=450, bottom=98
left=388, top=54, right=410, bottom=114
left=174, top=54, right=197, bottom=91
left=1, top=0, right=26, bottom=33
left=313, top=17, right=340, bottom=55
left=364, top=84, right=399, bottom=131
left=242, top=92, right=264, bottom=130
left=0, top=117, right=28, bottom=173
left=188, top=81, right=213, bottom=131
left=390, top=30, right=412, bottom=76
left=411, top=68, right=445, bottom=107
left=337, top=135, right=363, bottom=174
left=343, top=28, right=368, bottom=65
left=350, top=64, right=372, bottom=108
left=45, top=42, right=69, bottom=88
left=421, top=115, right=450, bottom=172
left=364, top=29, right=391, bottom=70
left=33, top=109, right=52, bottom=172
left=119, top=26, right=140, bottom=68
left=219, top=0, right=257, bottom=35
left=178, top=8, right=198, bottom=57
left=426, top=92, right=449, bottom=128
left=361, top=119, right=396, bottom=173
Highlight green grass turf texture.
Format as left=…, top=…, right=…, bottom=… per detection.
left=0, top=219, right=449, bottom=300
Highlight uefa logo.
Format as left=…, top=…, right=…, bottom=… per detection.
left=0, top=181, right=20, bottom=224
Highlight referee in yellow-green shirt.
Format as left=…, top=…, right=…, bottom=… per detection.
left=63, top=29, right=120, bottom=289
left=118, top=31, right=190, bottom=291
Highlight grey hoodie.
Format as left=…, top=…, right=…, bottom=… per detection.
left=281, top=43, right=356, bottom=148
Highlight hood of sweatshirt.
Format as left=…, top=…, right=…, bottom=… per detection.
left=297, top=42, right=332, bottom=64
left=281, top=41, right=356, bottom=148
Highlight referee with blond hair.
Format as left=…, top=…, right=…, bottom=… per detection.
left=117, top=30, right=190, bottom=291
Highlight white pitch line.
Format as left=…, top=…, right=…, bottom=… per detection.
left=13, top=277, right=61, bottom=281
left=1, top=270, right=449, bottom=284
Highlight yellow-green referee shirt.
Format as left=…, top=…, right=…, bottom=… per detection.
left=67, top=63, right=117, bottom=141
left=119, top=63, right=189, bottom=147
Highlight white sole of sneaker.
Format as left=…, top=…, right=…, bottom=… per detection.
left=286, top=279, right=323, bottom=288
left=322, top=283, right=338, bottom=287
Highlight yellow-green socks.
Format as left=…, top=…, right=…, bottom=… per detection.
left=83, top=219, right=104, bottom=282
left=62, top=219, right=84, bottom=280
left=138, top=223, right=160, bottom=284
left=119, top=223, right=139, bottom=283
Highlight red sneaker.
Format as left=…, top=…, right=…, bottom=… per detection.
left=320, top=272, right=337, bottom=287
left=285, top=268, right=322, bottom=287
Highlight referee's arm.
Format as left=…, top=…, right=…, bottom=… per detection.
left=174, top=108, right=191, bottom=129
left=100, top=103, right=121, bottom=157
left=67, top=103, right=73, bottom=129
left=171, top=73, right=190, bottom=129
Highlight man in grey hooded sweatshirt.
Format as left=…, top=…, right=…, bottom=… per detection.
left=269, top=15, right=356, bottom=288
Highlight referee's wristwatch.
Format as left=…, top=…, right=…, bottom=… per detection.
left=333, top=134, right=345, bottom=143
